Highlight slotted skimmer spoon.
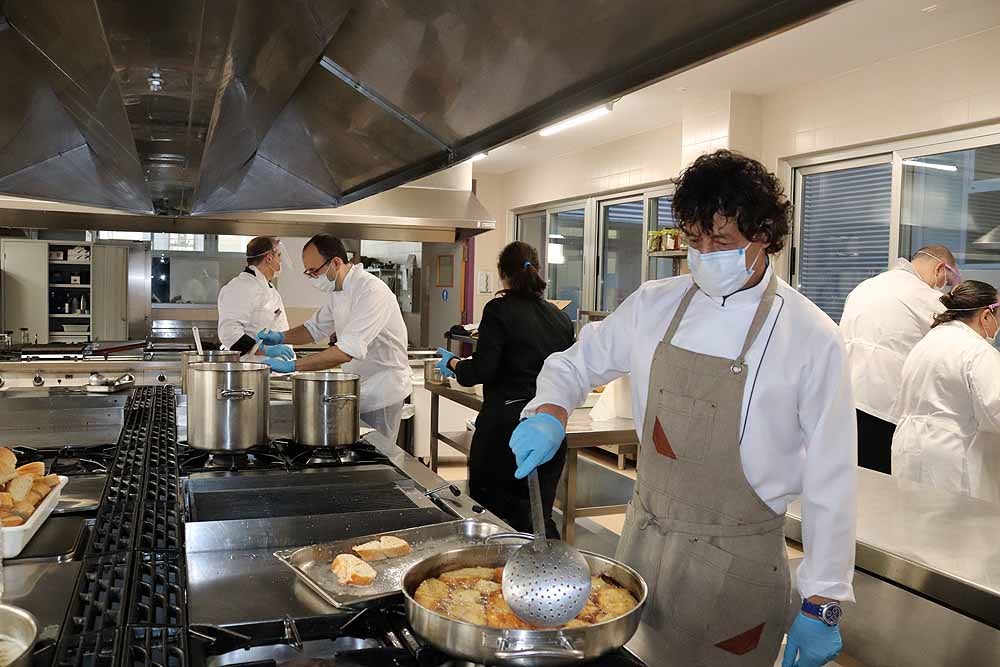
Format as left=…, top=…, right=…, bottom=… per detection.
left=502, top=470, right=592, bottom=627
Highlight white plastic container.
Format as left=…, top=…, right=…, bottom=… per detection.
left=1, top=476, right=68, bottom=558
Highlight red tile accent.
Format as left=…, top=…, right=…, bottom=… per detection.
left=652, top=417, right=676, bottom=459
left=715, top=622, right=766, bottom=655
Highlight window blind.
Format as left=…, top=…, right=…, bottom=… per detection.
left=798, top=163, right=892, bottom=322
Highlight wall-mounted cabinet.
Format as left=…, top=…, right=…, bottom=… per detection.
left=1, top=239, right=133, bottom=344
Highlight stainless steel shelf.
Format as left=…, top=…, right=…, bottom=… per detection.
left=648, top=250, right=687, bottom=258
left=49, top=260, right=91, bottom=265
left=49, top=284, right=91, bottom=288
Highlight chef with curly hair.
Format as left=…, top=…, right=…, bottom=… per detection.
left=510, top=150, right=858, bottom=667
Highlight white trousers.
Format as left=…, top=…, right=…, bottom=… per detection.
left=361, top=401, right=404, bottom=445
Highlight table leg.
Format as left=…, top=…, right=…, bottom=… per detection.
left=430, top=392, right=440, bottom=472
left=563, top=448, right=578, bottom=544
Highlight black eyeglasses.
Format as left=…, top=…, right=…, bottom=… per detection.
left=303, top=256, right=333, bottom=278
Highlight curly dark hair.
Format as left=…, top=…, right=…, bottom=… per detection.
left=671, top=150, right=791, bottom=254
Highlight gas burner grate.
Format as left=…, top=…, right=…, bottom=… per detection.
left=143, top=468, right=181, bottom=506
left=8, top=445, right=49, bottom=468
left=86, top=502, right=138, bottom=556
left=124, top=627, right=187, bottom=667
left=178, top=443, right=288, bottom=474
left=62, top=553, right=132, bottom=637
left=55, top=628, right=121, bottom=667
left=128, top=553, right=186, bottom=627
left=136, top=502, right=183, bottom=552
left=273, top=439, right=390, bottom=469
left=52, top=443, right=118, bottom=476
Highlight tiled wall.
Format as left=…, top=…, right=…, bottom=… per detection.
left=760, top=24, right=1000, bottom=170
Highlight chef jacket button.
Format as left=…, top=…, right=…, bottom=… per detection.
left=730, top=363, right=744, bottom=375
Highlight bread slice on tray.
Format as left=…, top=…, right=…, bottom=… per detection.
left=379, top=535, right=412, bottom=558
left=352, top=540, right=386, bottom=561
left=331, top=554, right=377, bottom=586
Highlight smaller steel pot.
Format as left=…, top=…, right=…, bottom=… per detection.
left=180, top=350, right=239, bottom=393
left=0, top=604, right=38, bottom=667
left=293, top=372, right=360, bottom=447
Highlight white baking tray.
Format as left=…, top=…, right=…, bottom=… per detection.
left=2, top=475, right=69, bottom=558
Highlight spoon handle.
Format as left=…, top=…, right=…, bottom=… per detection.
left=527, top=470, right=546, bottom=542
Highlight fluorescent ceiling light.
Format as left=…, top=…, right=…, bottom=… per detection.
left=469, top=153, right=488, bottom=162
left=902, top=159, right=957, bottom=172
left=548, top=234, right=565, bottom=239
left=539, top=103, right=613, bottom=137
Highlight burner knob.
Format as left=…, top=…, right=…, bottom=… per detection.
left=32, top=373, right=44, bottom=387
left=157, top=374, right=166, bottom=383
left=0, top=376, right=4, bottom=388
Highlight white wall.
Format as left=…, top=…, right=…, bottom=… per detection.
left=467, top=21, right=1000, bottom=323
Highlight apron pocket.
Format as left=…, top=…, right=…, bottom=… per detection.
left=657, top=535, right=787, bottom=664
left=650, top=395, right=717, bottom=464
left=615, top=503, right=664, bottom=597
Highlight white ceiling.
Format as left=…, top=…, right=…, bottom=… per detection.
left=473, top=0, right=1000, bottom=175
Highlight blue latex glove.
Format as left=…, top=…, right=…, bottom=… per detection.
left=435, top=347, right=457, bottom=379
left=781, top=614, right=843, bottom=667
left=261, top=357, right=295, bottom=374
left=510, top=413, right=566, bottom=479
left=256, top=329, right=284, bottom=345
left=263, top=344, right=294, bottom=361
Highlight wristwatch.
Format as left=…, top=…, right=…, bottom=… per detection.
left=801, top=599, right=843, bottom=626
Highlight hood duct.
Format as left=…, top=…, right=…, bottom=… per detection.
left=0, top=0, right=847, bottom=222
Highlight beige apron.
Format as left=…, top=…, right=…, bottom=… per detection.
left=616, top=276, right=792, bottom=666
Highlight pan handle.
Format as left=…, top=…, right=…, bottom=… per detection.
left=494, top=648, right=586, bottom=661
left=218, top=388, right=254, bottom=400
left=484, top=531, right=534, bottom=543
left=322, top=394, right=357, bottom=403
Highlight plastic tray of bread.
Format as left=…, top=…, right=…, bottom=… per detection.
left=274, top=519, right=504, bottom=609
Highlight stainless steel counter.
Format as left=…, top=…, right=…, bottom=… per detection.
left=786, top=468, right=1000, bottom=628
left=0, top=388, right=127, bottom=446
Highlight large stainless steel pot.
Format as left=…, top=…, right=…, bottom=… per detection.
left=187, top=362, right=269, bottom=451
left=0, top=605, right=38, bottom=667
left=402, top=536, right=647, bottom=667
left=180, top=350, right=239, bottom=393
left=293, top=372, right=360, bottom=447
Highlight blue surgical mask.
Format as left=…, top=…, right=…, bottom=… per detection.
left=687, top=242, right=762, bottom=297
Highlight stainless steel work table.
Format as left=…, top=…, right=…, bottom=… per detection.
left=785, top=467, right=1000, bottom=666
left=426, top=382, right=638, bottom=543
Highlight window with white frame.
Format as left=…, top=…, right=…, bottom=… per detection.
left=794, top=159, right=892, bottom=322
left=217, top=234, right=255, bottom=254
left=98, top=231, right=150, bottom=242
left=153, top=233, right=204, bottom=252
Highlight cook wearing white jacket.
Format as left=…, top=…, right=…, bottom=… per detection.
left=840, top=245, right=957, bottom=473
left=892, top=280, right=1000, bottom=504
left=256, top=234, right=411, bottom=443
left=216, top=236, right=294, bottom=361
left=510, top=151, right=857, bottom=667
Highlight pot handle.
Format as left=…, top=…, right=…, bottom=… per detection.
left=484, top=531, right=534, bottom=543
left=322, top=394, right=357, bottom=403
left=218, top=389, right=255, bottom=400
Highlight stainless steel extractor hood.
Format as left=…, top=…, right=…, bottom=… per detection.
left=0, top=0, right=848, bottom=225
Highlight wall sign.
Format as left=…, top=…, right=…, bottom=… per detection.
left=441, top=289, right=449, bottom=302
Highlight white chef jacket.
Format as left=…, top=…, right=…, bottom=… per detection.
left=525, top=266, right=858, bottom=602
left=892, top=321, right=1000, bottom=504
left=217, top=266, right=290, bottom=358
left=303, top=264, right=411, bottom=413
left=840, top=259, right=944, bottom=423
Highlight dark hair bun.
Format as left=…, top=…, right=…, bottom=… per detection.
left=940, top=292, right=955, bottom=309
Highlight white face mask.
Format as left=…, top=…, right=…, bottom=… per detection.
left=687, top=242, right=762, bottom=298
left=309, top=272, right=337, bottom=292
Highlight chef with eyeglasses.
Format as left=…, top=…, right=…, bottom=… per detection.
left=216, top=236, right=294, bottom=362
left=255, top=234, right=411, bottom=443
left=509, top=151, right=857, bottom=667
left=840, top=245, right=959, bottom=474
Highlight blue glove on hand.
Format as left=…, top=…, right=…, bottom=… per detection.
left=781, top=613, right=843, bottom=667
left=263, top=344, right=294, bottom=361
left=261, top=357, right=295, bottom=374
left=435, top=347, right=457, bottom=378
left=510, top=413, right=566, bottom=479
left=256, top=329, right=284, bottom=345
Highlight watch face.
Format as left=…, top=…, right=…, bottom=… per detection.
left=822, top=603, right=843, bottom=625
